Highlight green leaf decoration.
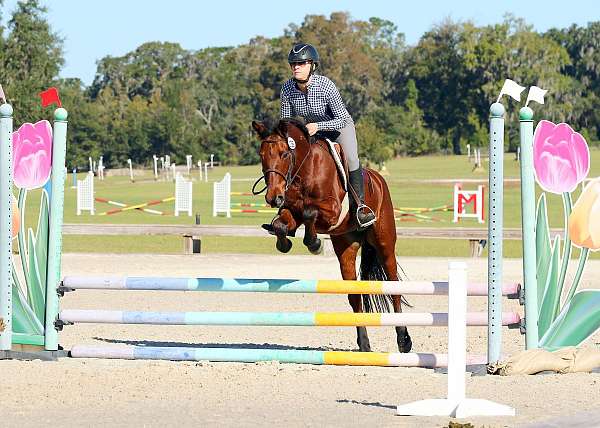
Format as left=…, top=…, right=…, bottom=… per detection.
left=538, top=235, right=560, bottom=339
left=539, top=290, right=600, bottom=350
left=27, top=228, right=46, bottom=322
left=536, top=193, right=552, bottom=311
left=555, top=192, right=573, bottom=311
left=16, top=189, right=31, bottom=287
left=24, top=189, right=50, bottom=323
left=11, top=268, right=44, bottom=335
left=35, top=190, right=49, bottom=295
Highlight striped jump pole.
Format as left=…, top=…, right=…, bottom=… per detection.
left=96, top=196, right=175, bottom=216
left=95, top=197, right=167, bottom=215
left=58, top=309, right=521, bottom=327
left=230, top=208, right=278, bottom=214
left=230, top=203, right=271, bottom=208
left=60, top=276, right=520, bottom=297
left=69, top=346, right=487, bottom=368
left=394, top=205, right=452, bottom=213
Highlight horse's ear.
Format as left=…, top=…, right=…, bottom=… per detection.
left=277, top=120, right=289, bottom=137
left=252, top=121, right=270, bottom=139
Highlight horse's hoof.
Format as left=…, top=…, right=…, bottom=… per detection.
left=397, top=332, right=413, bottom=353
left=307, top=238, right=323, bottom=255
left=359, top=344, right=372, bottom=352
left=276, top=238, right=293, bottom=253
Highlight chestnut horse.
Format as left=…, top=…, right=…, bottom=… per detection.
left=252, top=118, right=412, bottom=353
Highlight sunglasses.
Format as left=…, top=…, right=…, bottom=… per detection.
left=289, top=61, right=311, bottom=67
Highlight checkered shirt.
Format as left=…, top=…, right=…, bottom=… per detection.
left=280, top=75, right=352, bottom=131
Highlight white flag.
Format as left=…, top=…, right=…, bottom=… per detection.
left=525, top=86, right=547, bottom=107
left=496, top=79, right=526, bottom=102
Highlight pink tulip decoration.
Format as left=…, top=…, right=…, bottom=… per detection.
left=11, top=194, right=20, bottom=239
left=533, top=120, right=590, bottom=194
left=12, top=120, right=53, bottom=190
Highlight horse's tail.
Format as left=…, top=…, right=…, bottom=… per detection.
left=359, top=241, right=410, bottom=313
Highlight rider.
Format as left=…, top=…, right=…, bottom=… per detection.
left=280, top=43, right=376, bottom=228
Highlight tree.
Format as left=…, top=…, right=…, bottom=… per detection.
left=356, top=116, right=392, bottom=168
left=545, top=22, right=600, bottom=143
left=0, top=0, right=63, bottom=124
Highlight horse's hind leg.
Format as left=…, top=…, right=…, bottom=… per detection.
left=331, top=235, right=371, bottom=352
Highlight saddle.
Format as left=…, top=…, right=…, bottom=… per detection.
left=313, top=131, right=351, bottom=232
left=312, top=130, right=347, bottom=192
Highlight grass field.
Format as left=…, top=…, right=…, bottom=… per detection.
left=18, top=151, right=600, bottom=257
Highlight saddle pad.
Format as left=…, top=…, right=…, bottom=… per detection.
left=328, top=192, right=350, bottom=232
left=325, top=138, right=347, bottom=192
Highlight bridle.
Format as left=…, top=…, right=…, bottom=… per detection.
left=252, top=134, right=312, bottom=196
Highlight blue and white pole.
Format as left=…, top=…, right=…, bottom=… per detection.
left=487, top=102, right=505, bottom=363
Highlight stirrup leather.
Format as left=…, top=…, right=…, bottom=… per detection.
left=356, top=203, right=376, bottom=228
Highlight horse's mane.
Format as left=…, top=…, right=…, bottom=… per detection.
left=271, top=117, right=339, bottom=144
left=276, top=117, right=310, bottom=140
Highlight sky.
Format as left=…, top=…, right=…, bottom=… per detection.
left=2, top=0, right=598, bottom=85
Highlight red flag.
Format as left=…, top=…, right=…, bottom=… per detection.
left=39, top=87, right=62, bottom=108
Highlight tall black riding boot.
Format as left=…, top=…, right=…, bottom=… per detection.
left=349, top=168, right=376, bottom=228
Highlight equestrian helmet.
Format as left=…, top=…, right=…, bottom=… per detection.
left=288, top=43, right=320, bottom=68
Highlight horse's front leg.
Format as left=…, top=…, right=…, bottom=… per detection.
left=302, top=206, right=323, bottom=255
left=273, top=209, right=297, bottom=253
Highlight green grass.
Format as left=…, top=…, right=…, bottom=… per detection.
left=16, top=149, right=600, bottom=257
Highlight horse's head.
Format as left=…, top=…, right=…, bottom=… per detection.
left=252, top=119, right=309, bottom=208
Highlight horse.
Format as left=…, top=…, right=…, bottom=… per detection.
left=252, top=118, right=412, bottom=353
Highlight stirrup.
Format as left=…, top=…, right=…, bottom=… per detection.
left=356, top=204, right=376, bottom=228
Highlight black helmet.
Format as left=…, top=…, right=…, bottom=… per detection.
left=288, top=43, right=319, bottom=68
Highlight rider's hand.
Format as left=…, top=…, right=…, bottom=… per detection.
left=306, top=123, right=318, bottom=136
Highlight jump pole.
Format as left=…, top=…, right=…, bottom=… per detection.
left=487, top=102, right=505, bottom=363
left=0, top=103, right=13, bottom=350
left=69, top=346, right=486, bottom=368
left=61, top=276, right=520, bottom=296
left=96, top=199, right=174, bottom=216
left=58, top=309, right=521, bottom=327
left=45, top=107, right=69, bottom=351
left=519, top=106, right=539, bottom=348
left=230, top=209, right=277, bottom=214
left=95, top=197, right=172, bottom=216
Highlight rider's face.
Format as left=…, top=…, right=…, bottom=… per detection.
left=290, top=61, right=311, bottom=81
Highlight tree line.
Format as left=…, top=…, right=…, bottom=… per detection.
left=1, top=0, right=598, bottom=169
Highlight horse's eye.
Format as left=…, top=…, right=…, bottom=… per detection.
left=282, top=151, right=291, bottom=159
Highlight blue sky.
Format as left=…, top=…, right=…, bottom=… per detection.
left=2, top=0, right=598, bottom=85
